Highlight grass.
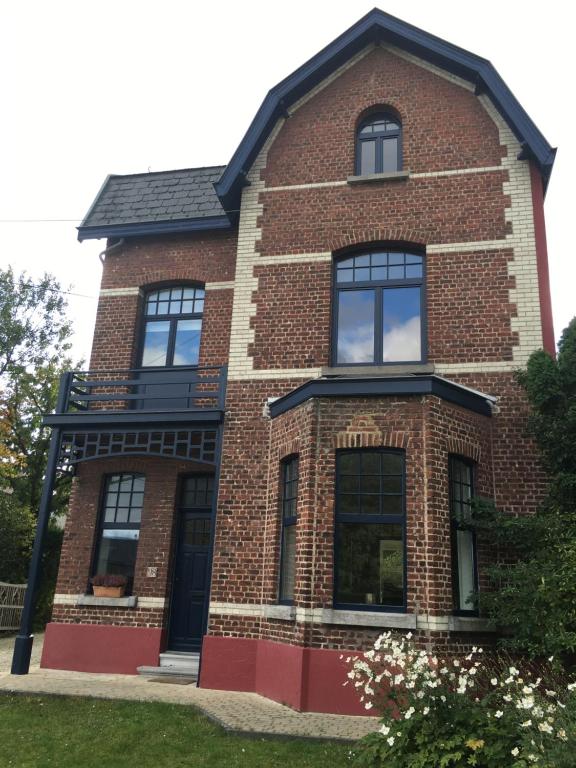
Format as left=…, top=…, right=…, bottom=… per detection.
left=0, top=695, right=354, bottom=768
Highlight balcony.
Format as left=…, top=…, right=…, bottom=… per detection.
left=44, top=365, right=227, bottom=429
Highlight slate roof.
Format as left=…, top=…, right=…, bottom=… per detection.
left=78, top=166, right=227, bottom=240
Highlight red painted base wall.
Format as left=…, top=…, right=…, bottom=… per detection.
left=41, top=623, right=163, bottom=674
left=200, top=636, right=368, bottom=715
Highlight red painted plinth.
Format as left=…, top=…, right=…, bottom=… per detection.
left=200, top=636, right=368, bottom=715
left=41, top=623, right=163, bottom=674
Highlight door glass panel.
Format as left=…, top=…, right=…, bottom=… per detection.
left=184, top=517, right=211, bottom=547
left=141, top=321, right=170, bottom=367
left=337, top=290, right=375, bottom=364
left=382, top=287, right=421, bottom=362
left=174, top=319, right=202, bottom=365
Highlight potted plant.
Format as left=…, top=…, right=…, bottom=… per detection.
left=90, top=574, right=128, bottom=598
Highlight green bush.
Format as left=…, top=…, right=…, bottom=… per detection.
left=0, top=492, right=34, bottom=583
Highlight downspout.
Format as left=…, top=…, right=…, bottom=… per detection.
left=98, top=237, right=125, bottom=265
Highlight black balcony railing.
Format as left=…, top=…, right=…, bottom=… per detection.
left=56, top=365, right=227, bottom=414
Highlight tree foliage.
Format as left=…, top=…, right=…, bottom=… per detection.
left=0, top=266, right=72, bottom=377
left=0, top=267, right=76, bottom=624
left=472, top=318, right=576, bottom=659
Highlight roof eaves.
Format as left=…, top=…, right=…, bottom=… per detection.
left=77, top=215, right=233, bottom=242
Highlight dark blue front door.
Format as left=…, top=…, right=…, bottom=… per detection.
left=168, top=509, right=212, bottom=651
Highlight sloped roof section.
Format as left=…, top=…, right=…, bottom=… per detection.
left=216, top=8, right=556, bottom=213
left=78, top=166, right=229, bottom=241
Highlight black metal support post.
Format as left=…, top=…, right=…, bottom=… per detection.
left=11, top=427, right=62, bottom=675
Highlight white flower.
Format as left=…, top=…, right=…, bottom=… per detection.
left=380, top=724, right=390, bottom=735
left=521, top=719, right=532, bottom=728
left=545, top=690, right=556, bottom=697
left=364, top=702, right=373, bottom=710
left=495, top=710, right=503, bottom=718
left=567, top=682, right=576, bottom=692
left=511, top=747, right=520, bottom=756
left=491, top=678, right=498, bottom=686
left=386, top=736, right=395, bottom=747
left=538, top=722, right=553, bottom=734
left=404, top=707, right=415, bottom=720
left=423, top=707, right=430, bottom=715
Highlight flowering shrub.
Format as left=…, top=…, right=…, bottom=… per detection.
left=345, top=632, right=574, bottom=767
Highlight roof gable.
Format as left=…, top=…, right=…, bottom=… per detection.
left=215, top=8, right=555, bottom=213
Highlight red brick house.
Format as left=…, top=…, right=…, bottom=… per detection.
left=35, top=10, right=556, bottom=714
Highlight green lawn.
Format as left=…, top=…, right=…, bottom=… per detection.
left=0, top=695, right=354, bottom=768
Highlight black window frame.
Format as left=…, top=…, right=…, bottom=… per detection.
left=334, top=448, right=407, bottom=613
left=92, top=472, right=145, bottom=594
left=332, top=249, right=427, bottom=367
left=355, top=112, right=402, bottom=176
left=138, top=284, right=205, bottom=369
left=449, top=455, right=479, bottom=615
left=278, top=455, right=299, bottom=605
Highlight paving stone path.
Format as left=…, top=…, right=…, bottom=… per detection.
left=0, top=634, right=378, bottom=741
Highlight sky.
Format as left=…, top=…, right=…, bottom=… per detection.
left=0, top=0, right=573, bottom=364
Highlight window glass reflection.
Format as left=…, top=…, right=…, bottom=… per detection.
left=382, top=287, right=421, bottom=362
left=337, top=290, right=375, bottom=363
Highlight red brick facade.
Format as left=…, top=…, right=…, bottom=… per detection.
left=42, top=17, right=555, bottom=715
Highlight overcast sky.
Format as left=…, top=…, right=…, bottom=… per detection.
left=1, top=0, right=573, bottom=364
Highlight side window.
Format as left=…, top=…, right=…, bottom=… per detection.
left=334, top=450, right=405, bottom=610
left=279, top=456, right=299, bottom=604
left=94, top=473, right=145, bottom=592
left=334, top=250, right=425, bottom=365
left=141, top=285, right=204, bottom=367
left=356, top=113, right=402, bottom=175
left=449, top=456, right=478, bottom=613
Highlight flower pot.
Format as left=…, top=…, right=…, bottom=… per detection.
left=93, top=585, right=125, bottom=598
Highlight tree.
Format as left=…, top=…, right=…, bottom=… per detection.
left=473, top=318, right=576, bottom=659
left=0, top=267, right=77, bottom=624
left=0, top=266, right=72, bottom=377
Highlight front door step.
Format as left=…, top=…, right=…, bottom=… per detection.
left=137, top=651, right=200, bottom=679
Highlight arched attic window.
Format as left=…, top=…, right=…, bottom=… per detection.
left=356, top=112, right=402, bottom=175
left=140, top=285, right=204, bottom=367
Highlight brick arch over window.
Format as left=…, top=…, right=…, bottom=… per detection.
left=328, top=229, right=427, bottom=254
left=446, top=438, right=482, bottom=464
left=334, top=415, right=411, bottom=450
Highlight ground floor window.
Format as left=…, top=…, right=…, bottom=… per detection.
left=334, top=449, right=405, bottom=610
left=279, top=456, right=299, bottom=603
left=94, top=473, right=145, bottom=591
left=449, top=456, right=478, bottom=613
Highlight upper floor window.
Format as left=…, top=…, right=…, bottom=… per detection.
left=141, top=285, right=204, bottom=367
left=356, top=113, right=402, bottom=175
left=334, top=250, right=425, bottom=365
left=449, top=456, right=478, bottom=614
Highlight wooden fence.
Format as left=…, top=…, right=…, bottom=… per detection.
left=0, top=582, right=26, bottom=631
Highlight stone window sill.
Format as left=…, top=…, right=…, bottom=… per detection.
left=76, top=595, right=138, bottom=608
left=264, top=604, right=296, bottom=621
left=347, top=170, right=410, bottom=185
left=321, top=363, right=435, bottom=378
left=320, top=609, right=416, bottom=628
